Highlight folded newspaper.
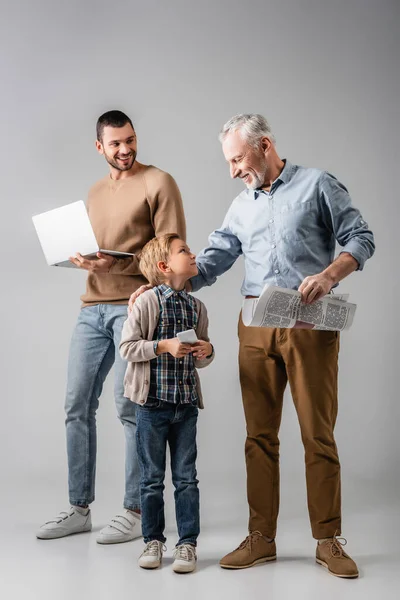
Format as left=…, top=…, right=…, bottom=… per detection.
left=242, top=285, right=357, bottom=331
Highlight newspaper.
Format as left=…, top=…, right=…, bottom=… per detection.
left=242, top=285, right=356, bottom=331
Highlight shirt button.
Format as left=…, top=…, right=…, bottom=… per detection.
left=144, top=380, right=148, bottom=385
left=177, top=320, right=181, bottom=323
left=179, top=361, right=183, bottom=364
left=274, top=269, right=280, bottom=274
left=179, top=381, right=182, bottom=384
left=269, top=219, right=274, bottom=224
left=271, top=244, right=276, bottom=249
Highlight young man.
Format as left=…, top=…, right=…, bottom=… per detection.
left=120, top=234, right=214, bottom=572
left=36, top=110, right=186, bottom=544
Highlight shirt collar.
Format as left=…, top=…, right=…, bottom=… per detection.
left=252, top=159, right=294, bottom=200
left=158, top=283, right=189, bottom=300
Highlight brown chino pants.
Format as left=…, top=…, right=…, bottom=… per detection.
left=238, top=314, right=341, bottom=540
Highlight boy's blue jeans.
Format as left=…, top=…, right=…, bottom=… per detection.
left=65, top=305, right=140, bottom=510
left=136, top=402, right=200, bottom=546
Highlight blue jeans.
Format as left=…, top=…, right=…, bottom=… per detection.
left=136, top=403, right=199, bottom=546
left=65, top=305, right=140, bottom=510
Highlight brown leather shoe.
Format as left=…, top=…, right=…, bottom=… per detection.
left=316, top=534, right=359, bottom=578
left=219, top=531, right=277, bottom=569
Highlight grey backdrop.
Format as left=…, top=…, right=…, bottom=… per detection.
left=0, top=0, right=398, bottom=533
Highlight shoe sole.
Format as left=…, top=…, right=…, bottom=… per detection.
left=173, top=564, right=196, bottom=574
left=36, top=526, right=92, bottom=540
left=316, top=558, right=359, bottom=578
left=96, top=534, right=142, bottom=545
left=220, top=555, right=277, bottom=570
left=139, top=560, right=162, bottom=570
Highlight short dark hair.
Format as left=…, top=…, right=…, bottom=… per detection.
left=96, top=110, right=134, bottom=141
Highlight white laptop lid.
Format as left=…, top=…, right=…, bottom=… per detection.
left=32, top=201, right=99, bottom=266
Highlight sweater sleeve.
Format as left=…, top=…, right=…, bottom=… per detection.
left=119, top=295, right=157, bottom=362
left=193, top=298, right=215, bottom=369
left=146, top=171, right=186, bottom=241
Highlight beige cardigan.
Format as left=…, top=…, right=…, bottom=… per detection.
left=119, top=289, right=214, bottom=408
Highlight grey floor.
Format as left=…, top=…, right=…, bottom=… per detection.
left=1, top=484, right=399, bottom=600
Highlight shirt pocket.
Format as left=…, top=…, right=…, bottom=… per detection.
left=157, top=315, right=175, bottom=339
left=278, top=200, right=312, bottom=242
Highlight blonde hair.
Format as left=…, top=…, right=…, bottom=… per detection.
left=139, top=233, right=180, bottom=286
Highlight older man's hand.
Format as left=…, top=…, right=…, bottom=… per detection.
left=128, top=285, right=153, bottom=312
left=69, top=252, right=116, bottom=273
left=298, top=272, right=333, bottom=304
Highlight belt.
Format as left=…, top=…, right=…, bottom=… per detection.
left=245, top=295, right=259, bottom=299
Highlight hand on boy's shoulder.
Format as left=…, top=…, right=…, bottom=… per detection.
left=129, top=279, right=193, bottom=313
left=128, top=284, right=153, bottom=313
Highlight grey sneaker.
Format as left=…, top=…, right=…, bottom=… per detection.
left=172, top=543, right=197, bottom=573
left=36, top=507, right=92, bottom=539
left=97, top=510, right=142, bottom=544
left=138, top=540, right=166, bottom=569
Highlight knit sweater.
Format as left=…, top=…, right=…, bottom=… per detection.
left=81, top=162, right=186, bottom=306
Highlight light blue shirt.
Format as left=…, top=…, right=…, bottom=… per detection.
left=191, top=160, right=375, bottom=296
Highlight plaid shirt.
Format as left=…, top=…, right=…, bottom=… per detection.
left=147, top=284, right=199, bottom=406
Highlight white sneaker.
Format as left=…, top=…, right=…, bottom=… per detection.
left=96, top=509, right=142, bottom=544
left=138, top=540, right=166, bottom=569
left=36, top=507, right=92, bottom=539
left=172, top=543, right=197, bottom=573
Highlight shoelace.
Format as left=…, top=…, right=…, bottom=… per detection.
left=323, top=532, right=348, bottom=558
left=236, top=530, right=265, bottom=553
left=143, top=540, right=167, bottom=556
left=173, top=544, right=196, bottom=561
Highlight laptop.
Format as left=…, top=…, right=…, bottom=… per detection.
left=32, top=200, right=134, bottom=268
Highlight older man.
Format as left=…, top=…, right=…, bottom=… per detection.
left=193, top=114, right=374, bottom=577
left=130, top=113, right=374, bottom=577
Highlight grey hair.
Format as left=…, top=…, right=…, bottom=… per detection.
left=219, top=113, right=276, bottom=147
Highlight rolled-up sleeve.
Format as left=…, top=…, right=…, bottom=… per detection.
left=319, top=172, right=375, bottom=270
left=190, top=205, right=242, bottom=292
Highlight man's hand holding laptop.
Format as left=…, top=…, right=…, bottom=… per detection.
left=69, top=252, right=116, bottom=272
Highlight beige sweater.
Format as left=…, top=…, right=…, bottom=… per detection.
left=119, top=289, right=214, bottom=408
left=81, top=163, right=186, bottom=306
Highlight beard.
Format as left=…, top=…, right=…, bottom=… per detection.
left=245, top=166, right=268, bottom=190
left=104, top=149, right=137, bottom=172
left=245, top=172, right=264, bottom=189
left=242, top=153, right=269, bottom=189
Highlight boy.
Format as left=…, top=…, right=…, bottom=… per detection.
left=119, top=234, right=214, bottom=573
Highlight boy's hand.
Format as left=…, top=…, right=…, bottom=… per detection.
left=191, top=340, right=213, bottom=359
left=157, top=338, right=192, bottom=358
left=128, top=285, right=153, bottom=312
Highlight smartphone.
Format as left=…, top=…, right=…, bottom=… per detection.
left=176, top=329, right=198, bottom=344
